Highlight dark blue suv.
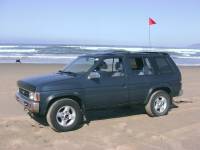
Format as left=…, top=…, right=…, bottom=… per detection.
left=16, top=51, right=182, bottom=132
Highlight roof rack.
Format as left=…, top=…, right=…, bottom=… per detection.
left=84, top=50, right=169, bottom=57
left=135, top=51, right=169, bottom=55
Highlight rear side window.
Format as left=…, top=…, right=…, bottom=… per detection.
left=129, top=57, right=144, bottom=71
left=129, top=57, right=155, bottom=75
left=154, top=57, right=173, bottom=74
left=129, top=57, right=144, bottom=75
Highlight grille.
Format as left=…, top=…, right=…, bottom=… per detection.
left=19, top=88, right=29, bottom=98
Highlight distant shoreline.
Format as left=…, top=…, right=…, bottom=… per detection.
left=0, top=43, right=193, bottom=49
left=0, top=63, right=199, bottom=68
left=0, top=44, right=200, bottom=66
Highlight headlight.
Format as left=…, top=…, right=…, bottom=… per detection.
left=29, top=92, right=40, bottom=102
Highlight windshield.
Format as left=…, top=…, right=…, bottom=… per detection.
left=61, top=56, right=99, bottom=74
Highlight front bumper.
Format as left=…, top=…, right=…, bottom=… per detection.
left=16, top=92, right=39, bottom=113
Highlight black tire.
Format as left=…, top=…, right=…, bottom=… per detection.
left=145, top=90, right=171, bottom=117
left=46, top=98, right=83, bottom=132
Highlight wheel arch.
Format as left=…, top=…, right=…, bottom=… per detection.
left=44, top=94, right=83, bottom=116
left=144, top=86, right=172, bottom=104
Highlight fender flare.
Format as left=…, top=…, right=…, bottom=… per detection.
left=144, top=84, right=173, bottom=104
left=40, top=91, right=85, bottom=116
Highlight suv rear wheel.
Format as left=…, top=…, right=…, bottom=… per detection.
left=145, top=90, right=171, bottom=117
left=46, top=98, right=83, bottom=132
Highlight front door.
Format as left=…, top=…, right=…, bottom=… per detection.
left=83, top=57, right=128, bottom=109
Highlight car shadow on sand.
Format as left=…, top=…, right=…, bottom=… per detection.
left=86, top=105, right=146, bottom=122
left=29, top=102, right=180, bottom=128
left=86, top=100, right=181, bottom=122
left=28, top=105, right=147, bottom=127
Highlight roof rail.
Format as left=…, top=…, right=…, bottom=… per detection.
left=138, top=51, right=169, bottom=55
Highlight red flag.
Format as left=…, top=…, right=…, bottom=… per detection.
left=149, top=17, right=156, bottom=26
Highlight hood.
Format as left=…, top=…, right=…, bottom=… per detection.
left=17, top=73, right=81, bottom=92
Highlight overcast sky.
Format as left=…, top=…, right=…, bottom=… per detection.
left=0, top=0, right=200, bottom=47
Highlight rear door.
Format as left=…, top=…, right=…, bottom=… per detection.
left=127, top=56, right=154, bottom=103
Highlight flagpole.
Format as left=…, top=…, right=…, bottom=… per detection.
left=149, top=23, right=151, bottom=48
left=148, top=17, right=156, bottom=48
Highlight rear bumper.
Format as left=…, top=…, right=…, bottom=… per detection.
left=16, top=92, right=39, bottom=113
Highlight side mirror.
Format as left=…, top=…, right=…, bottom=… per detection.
left=88, top=71, right=100, bottom=80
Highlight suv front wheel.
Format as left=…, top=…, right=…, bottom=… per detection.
left=145, top=90, right=171, bottom=117
left=46, top=98, right=83, bottom=132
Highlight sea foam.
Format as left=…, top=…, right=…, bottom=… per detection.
left=0, top=49, right=37, bottom=53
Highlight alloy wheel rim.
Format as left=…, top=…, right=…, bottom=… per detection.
left=56, top=105, right=76, bottom=127
left=154, top=96, right=167, bottom=113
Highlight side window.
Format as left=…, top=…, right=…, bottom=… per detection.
left=154, top=57, right=173, bottom=74
left=144, top=57, right=154, bottom=75
left=96, top=57, right=124, bottom=77
left=129, top=57, right=144, bottom=75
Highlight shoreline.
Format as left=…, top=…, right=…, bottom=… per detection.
left=0, top=62, right=200, bottom=67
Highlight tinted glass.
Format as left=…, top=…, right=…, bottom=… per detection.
left=144, top=57, right=154, bottom=75
left=129, top=57, right=144, bottom=75
left=155, top=57, right=173, bottom=74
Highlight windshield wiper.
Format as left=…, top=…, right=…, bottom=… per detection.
left=58, top=70, right=77, bottom=76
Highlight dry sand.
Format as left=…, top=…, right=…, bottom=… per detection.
left=0, top=64, right=200, bottom=150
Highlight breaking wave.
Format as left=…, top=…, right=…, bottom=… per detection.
left=0, top=49, right=37, bottom=53
left=0, top=44, right=200, bottom=65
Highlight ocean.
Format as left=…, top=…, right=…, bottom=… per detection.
left=0, top=44, right=200, bottom=66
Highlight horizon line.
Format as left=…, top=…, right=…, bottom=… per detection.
left=0, top=43, right=192, bottom=49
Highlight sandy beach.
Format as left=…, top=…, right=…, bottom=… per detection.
left=0, top=64, right=200, bottom=150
